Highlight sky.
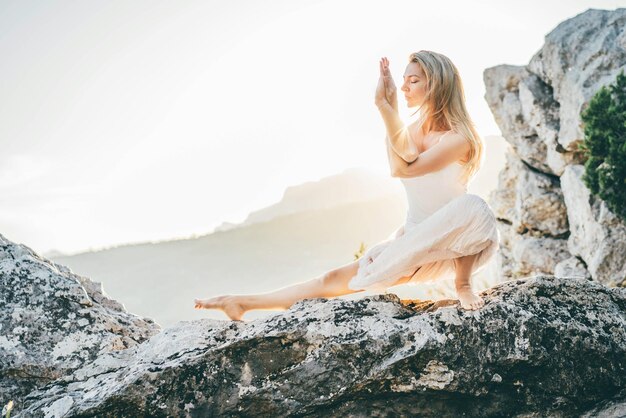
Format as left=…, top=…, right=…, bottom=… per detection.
left=1, top=0, right=624, bottom=256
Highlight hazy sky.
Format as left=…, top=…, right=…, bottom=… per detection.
left=1, top=0, right=624, bottom=255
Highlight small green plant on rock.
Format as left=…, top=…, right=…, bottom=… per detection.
left=578, top=69, right=626, bottom=221
left=354, top=241, right=367, bottom=261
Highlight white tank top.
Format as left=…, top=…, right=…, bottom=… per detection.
left=400, top=131, right=468, bottom=224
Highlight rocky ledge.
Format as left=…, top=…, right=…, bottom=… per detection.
left=4, top=235, right=625, bottom=418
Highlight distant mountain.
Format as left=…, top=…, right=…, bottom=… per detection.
left=42, top=248, right=67, bottom=258
left=213, top=167, right=403, bottom=232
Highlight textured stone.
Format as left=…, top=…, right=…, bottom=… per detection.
left=16, top=276, right=626, bottom=418
left=554, top=256, right=592, bottom=281
left=486, top=6, right=626, bottom=175
left=484, top=65, right=552, bottom=174
left=527, top=8, right=626, bottom=150
left=493, top=220, right=516, bottom=281
left=489, top=149, right=568, bottom=237
left=488, top=150, right=519, bottom=224
left=560, top=165, right=626, bottom=287
left=510, top=234, right=571, bottom=277
left=492, top=221, right=571, bottom=281
left=484, top=8, right=626, bottom=287
left=0, top=233, right=161, bottom=408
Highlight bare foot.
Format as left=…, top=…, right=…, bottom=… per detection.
left=456, top=289, right=485, bottom=310
left=194, top=295, right=246, bottom=321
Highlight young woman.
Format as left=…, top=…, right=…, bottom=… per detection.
left=194, top=50, right=500, bottom=321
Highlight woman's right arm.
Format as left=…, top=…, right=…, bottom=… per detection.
left=385, top=133, right=415, bottom=177
left=375, top=57, right=419, bottom=164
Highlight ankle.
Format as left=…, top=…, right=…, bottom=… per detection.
left=455, top=283, right=473, bottom=293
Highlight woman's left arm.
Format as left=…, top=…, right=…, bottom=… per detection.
left=385, top=132, right=414, bottom=176
left=392, top=132, right=469, bottom=178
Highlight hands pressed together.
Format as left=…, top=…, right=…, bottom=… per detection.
left=375, top=56, right=398, bottom=111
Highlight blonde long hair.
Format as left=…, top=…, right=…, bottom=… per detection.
left=409, top=50, right=483, bottom=186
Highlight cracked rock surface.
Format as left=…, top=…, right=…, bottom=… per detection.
left=0, top=233, right=161, bottom=408
left=13, top=274, right=626, bottom=418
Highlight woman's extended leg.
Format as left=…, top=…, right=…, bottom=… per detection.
left=194, top=259, right=414, bottom=321
left=453, top=252, right=484, bottom=310
left=194, top=259, right=363, bottom=320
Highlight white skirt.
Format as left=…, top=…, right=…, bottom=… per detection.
left=347, top=193, right=500, bottom=292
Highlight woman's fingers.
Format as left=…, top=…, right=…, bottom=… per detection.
left=375, top=59, right=389, bottom=106
left=382, top=58, right=392, bottom=78
left=378, top=56, right=398, bottom=111
left=376, top=56, right=396, bottom=109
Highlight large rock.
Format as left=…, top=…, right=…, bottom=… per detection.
left=15, top=276, right=626, bottom=418
left=489, top=150, right=571, bottom=281
left=489, top=150, right=568, bottom=237
left=483, top=65, right=554, bottom=174
left=0, top=233, right=161, bottom=407
left=560, top=165, right=626, bottom=287
left=485, top=8, right=626, bottom=170
left=484, top=8, right=626, bottom=286
left=527, top=8, right=626, bottom=151
left=493, top=220, right=570, bottom=281
left=483, top=64, right=586, bottom=178
left=510, top=234, right=571, bottom=277
left=489, top=149, right=519, bottom=223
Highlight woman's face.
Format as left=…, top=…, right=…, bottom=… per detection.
left=401, top=62, right=427, bottom=108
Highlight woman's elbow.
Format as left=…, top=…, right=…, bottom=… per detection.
left=404, top=153, right=419, bottom=164
left=391, top=168, right=407, bottom=178
left=392, top=166, right=424, bottom=178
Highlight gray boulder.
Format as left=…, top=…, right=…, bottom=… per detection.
left=0, top=233, right=161, bottom=408
left=561, top=165, right=626, bottom=286
left=485, top=8, right=626, bottom=284
left=489, top=149, right=568, bottom=237
left=528, top=8, right=626, bottom=151
left=14, top=276, right=626, bottom=418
